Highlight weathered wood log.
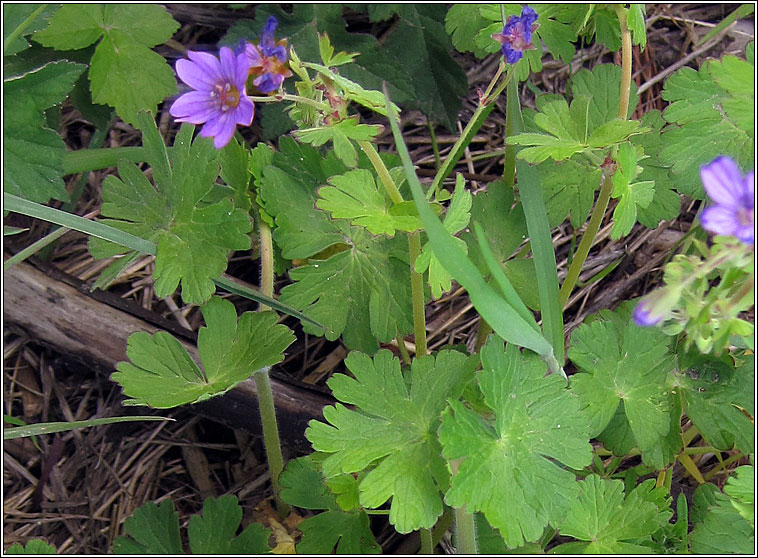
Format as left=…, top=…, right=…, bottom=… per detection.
left=2, top=258, right=334, bottom=453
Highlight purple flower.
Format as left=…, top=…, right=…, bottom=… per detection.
left=244, top=16, right=292, bottom=94
left=169, top=47, right=254, bottom=149
left=633, top=296, right=665, bottom=327
left=492, top=6, right=539, bottom=64
left=699, top=156, right=754, bottom=246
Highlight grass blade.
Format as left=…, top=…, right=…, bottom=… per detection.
left=506, top=79, right=565, bottom=364
left=3, top=415, right=172, bottom=440
left=4, top=193, right=325, bottom=328
left=382, top=85, right=556, bottom=360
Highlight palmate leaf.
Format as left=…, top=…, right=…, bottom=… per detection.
left=5, top=540, right=56, bottom=555
left=3, top=60, right=86, bottom=203
left=33, top=4, right=179, bottom=125
left=568, top=310, right=680, bottom=468
left=316, top=168, right=421, bottom=236
left=113, top=496, right=271, bottom=555
left=306, top=349, right=479, bottom=534
left=295, top=118, right=382, bottom=167
left=690, top=466, right=755, bottom=554
left=674, top=353, right=754, bottom=454
left=610, top=142, right=654, bottom=239
left=89, top=113, right=252, bottom=303
left=260, top=137, right=413, bottom=353
left=279, top=456, right=381, bottom=554
left=188, top=495, right=271, bottom=555
left=112, top=500, right=183, bottom=554
left=113, top=297, right=294, bottom=408
left=439, top=338, right=592, bottom=548
left=659, top=47, right=754, bottom=198
left=554, top=476, right=672, bottom=553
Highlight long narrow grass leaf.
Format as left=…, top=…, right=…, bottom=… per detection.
left=3, top=416, right=172, bottom=440
left=4, top=193, right=324, bottom=327
left=473, top=222, right=540, bottom=333
left=4, top=193, right=156, bottom=254
left=507, top=80, right=565, bottom=364
left=382, top=85, right=554, bottom=358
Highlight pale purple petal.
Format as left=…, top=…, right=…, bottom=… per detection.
left=200, top=112, right=236, bottom=149
left=245, top=43, right=264, bottom=68
left=742, top=171, right=755, bottom=205
left=736, top=223, right=754, bottom=245
left=700, top=156, right=745, bottom=209
left=234, top=51, right=251, bottom=87
left=700, top=206, right=740, bottom=237
left=633, top=299, right=662, bottom=327
left=254, top=73, right=284, bottom=93
left=218, top=46, right=239, bottom=83
left=186, top=50, right=224, bottom=83
left=234, top=96, right=255, bottom=126
left=169, top=91, right=218, bottom=123
left=175, top=59, right=215, bottom=91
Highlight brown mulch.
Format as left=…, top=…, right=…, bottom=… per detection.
left=3, top=4, right=754, bottom=554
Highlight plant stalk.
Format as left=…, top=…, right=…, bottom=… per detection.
left=451, top=459, right=478, bottom=554
left=559, top=7, right=633, bottom=307
left=358, top=139, right=427, bottom=355
left=4, top=226, right=70, bottom=271
left=253, top=367, right=291, bottom=518
left=258, top=220, right=274, bottom=311
left=419, top=528, right=434, bottom=554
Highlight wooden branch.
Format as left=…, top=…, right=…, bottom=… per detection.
left=2, top=258, right=333, bottom=453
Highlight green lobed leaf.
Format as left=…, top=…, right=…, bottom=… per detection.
left=659, top=50, right=754, bottom=198
left=218, top=137, right=253, bottom=213
left=306, top=349, right=479, bottom=534
left=555, top=475, right=671, bottom=553
left=34, top=4, right=179, bottom=125
left=440, top=338, right=592, bottom=548
left=5, top=540, right=56, bottom=555
left=280, top=456, right=380, bottom=554
left=444, top=4, right=492, bottom=58
left=188, top=495, right=271, bottom=555
left=675, top=354, right=754, bottom=454
left=690, top=472, right=755, bottom=554
left=724, top=465, right=754, bottom=526
left=112, top=297, right=294, bottom=408
left=568, top=310, right=680, bottom=468
left=295, top=119, right=382, bottom=168
left=570, top=64, right=639, bottom=127
left=261, top=137, right=413, bottom=352
left=3, top=60, right=86, bottom=203
left=89, top=114, right=251, bottom=304
left=610, top=142, right=654, bottom=239
left=316, top=168, right=421, bottom=236
left=537, top=158, right=601, bottom=229
left=112, top=500, right=183, bottom=554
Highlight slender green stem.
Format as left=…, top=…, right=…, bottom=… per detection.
left=408, top=232, right=427, bottom=356
left=614, top=5, right=633, bottom=119
left=431, top=508, right=455, bottom=549
left=4, top=4, right=47, bottom=54
left=253, top=367, right=291, bottom=518
left=503, top=78, right=517, bottom=188
left=359, top=139, right=427, bottom=355
left=4, top=226, right=70, bottom=271
left=248, top=93, right=330, bottom=111
left=704, top=452, right=745, bottom=480
left=63, top=146, right=146, bottom=175
left=358, top=140, right=404, bottom=204
left=559, top=172, right=614, bottom=307
left=559, top=7, right=633, bottom=307
left=428, top=121, right=441, bottom=170
left=396, top=334, right=412, bottom=365
left=428, top=65, right=512, bottom=200
left=451, top=460, right=478, bottom=554
left=258, top=220, right=274, bottom=311
left=419, top=528, right=434, bottom=554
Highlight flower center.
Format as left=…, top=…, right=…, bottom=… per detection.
left=211, top=82, right=240, bottom=111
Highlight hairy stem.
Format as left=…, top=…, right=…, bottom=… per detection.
left=359, top=139, right=427, bottom=355
left=258, top=220, right=274, bottom=311
left=559, top=7, right=633, bottom=307
left=419, top=528, right=434, bottom=554
left=253, top=367, right=291, bottom=518
left=451, top=459, right=478, bottom=554
left=427, top=64, right=512, bottom=200
left=408, top=231, right=428, bottom=356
